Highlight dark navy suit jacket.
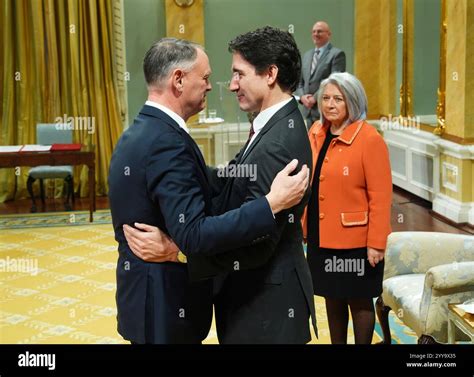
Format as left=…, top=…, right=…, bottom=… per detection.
left=108, top=105, right=276, bottom=343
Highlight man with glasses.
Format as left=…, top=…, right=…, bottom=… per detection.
left=296, top=21, right=346, bottom=128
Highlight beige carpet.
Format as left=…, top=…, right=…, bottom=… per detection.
left=0, top=223, right=387, bottom=344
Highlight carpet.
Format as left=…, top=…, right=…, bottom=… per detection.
left=0, top=221, right=417, bottom=344
left=0, top=210, right=112, bottom=229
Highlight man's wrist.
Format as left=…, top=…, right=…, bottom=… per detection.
left=265, top=193, right=280, bottom=216
left=176, top=250, right=187, bottom=264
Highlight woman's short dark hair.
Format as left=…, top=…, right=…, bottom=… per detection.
left=228, top=26, right=301, bottom=92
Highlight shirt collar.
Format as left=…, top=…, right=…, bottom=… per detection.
left=315, top=42, right=329, bottom=56
left=145, top=100, right=189, bottom=134
left=252, top=97, right=293, bottom=134
left=311, top=120, right=364, bottom=145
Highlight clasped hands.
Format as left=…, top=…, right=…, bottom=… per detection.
left=300, top=94, right=317, bottom=109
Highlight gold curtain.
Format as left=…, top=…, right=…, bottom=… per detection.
left=0, top=0, right=125, bottom=202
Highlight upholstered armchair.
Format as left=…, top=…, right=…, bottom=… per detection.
left=376, top=231, right=474, bottom=344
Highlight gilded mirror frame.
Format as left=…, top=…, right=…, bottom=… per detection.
left=399, top=0, right=446, bottom=135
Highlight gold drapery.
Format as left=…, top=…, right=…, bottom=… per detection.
left=0, top=0, right=124, bottom=202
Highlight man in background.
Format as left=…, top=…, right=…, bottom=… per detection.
left=296, top=21, right=346, bottom=127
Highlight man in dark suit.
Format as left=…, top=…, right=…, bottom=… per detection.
left=209, top=26, right=317, bottom=344
left=108, top=38, right=309, bottom=344
left=295, top=21, right=346, bottom=127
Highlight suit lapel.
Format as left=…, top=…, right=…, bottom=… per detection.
left=304, top=51, right=313, bottom=83
left=311, top=43, right=332, bottom=80
left=239, top=131, right=264, bottom=164
left=182, top=132, right=208, bottom=179
left=240, top=98, right=298, bottom=164
left=139, top=105, right=182, bottom=133
left=235, top=138, right=252, bottom=164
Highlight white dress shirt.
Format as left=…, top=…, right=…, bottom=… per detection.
left=314, top=42, right=329, bottom=60
left=243, top=97, right=293, bottom=155
left=145, top=100, right=190, bottom=134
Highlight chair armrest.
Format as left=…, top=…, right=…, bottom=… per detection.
left=425, top=261, right=474, bottom=290
left=419, top=261, right=474, bottom=343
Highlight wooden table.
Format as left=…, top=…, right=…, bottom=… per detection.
left=447, top=303, right=474, bottom=344
left=0, top=149, right=96, bottom=221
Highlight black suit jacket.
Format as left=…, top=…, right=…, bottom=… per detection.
left=206, top=98, right=318, bottom=343
left=108, top=105, right=276, bottom=343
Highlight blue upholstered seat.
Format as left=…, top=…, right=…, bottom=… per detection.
left=27, top=123, right=74, bottom=212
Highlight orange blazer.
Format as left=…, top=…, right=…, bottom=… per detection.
left=302, top=120, right=392, bottom=250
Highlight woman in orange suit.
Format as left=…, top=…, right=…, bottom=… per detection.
left=302, top=72, right=392, bottom=344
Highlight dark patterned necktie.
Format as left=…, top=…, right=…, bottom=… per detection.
left=248, top=124, right=255, bottom=141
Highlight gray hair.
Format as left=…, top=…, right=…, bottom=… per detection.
left=317, top=72, right=368, bottom=126
left=143, top=38, right=203, bottom=88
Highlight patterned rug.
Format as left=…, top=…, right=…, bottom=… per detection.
left=0, top=224, right=121, bottom=344
left=0, top=221, right=417, bottom=344
left=0, top=210, right=112, bottom=229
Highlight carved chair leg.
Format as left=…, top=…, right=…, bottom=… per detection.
left=64, top=175, right=73, bottom=211
left=71, top=177, right=75, bottom=204
left=27, top=176, right=37, bottom=213
left=39, top=179, right=45, bottom=207
left=418, top=335, right=441, bottom=344
left=376, top=296, right=392, bottom=344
